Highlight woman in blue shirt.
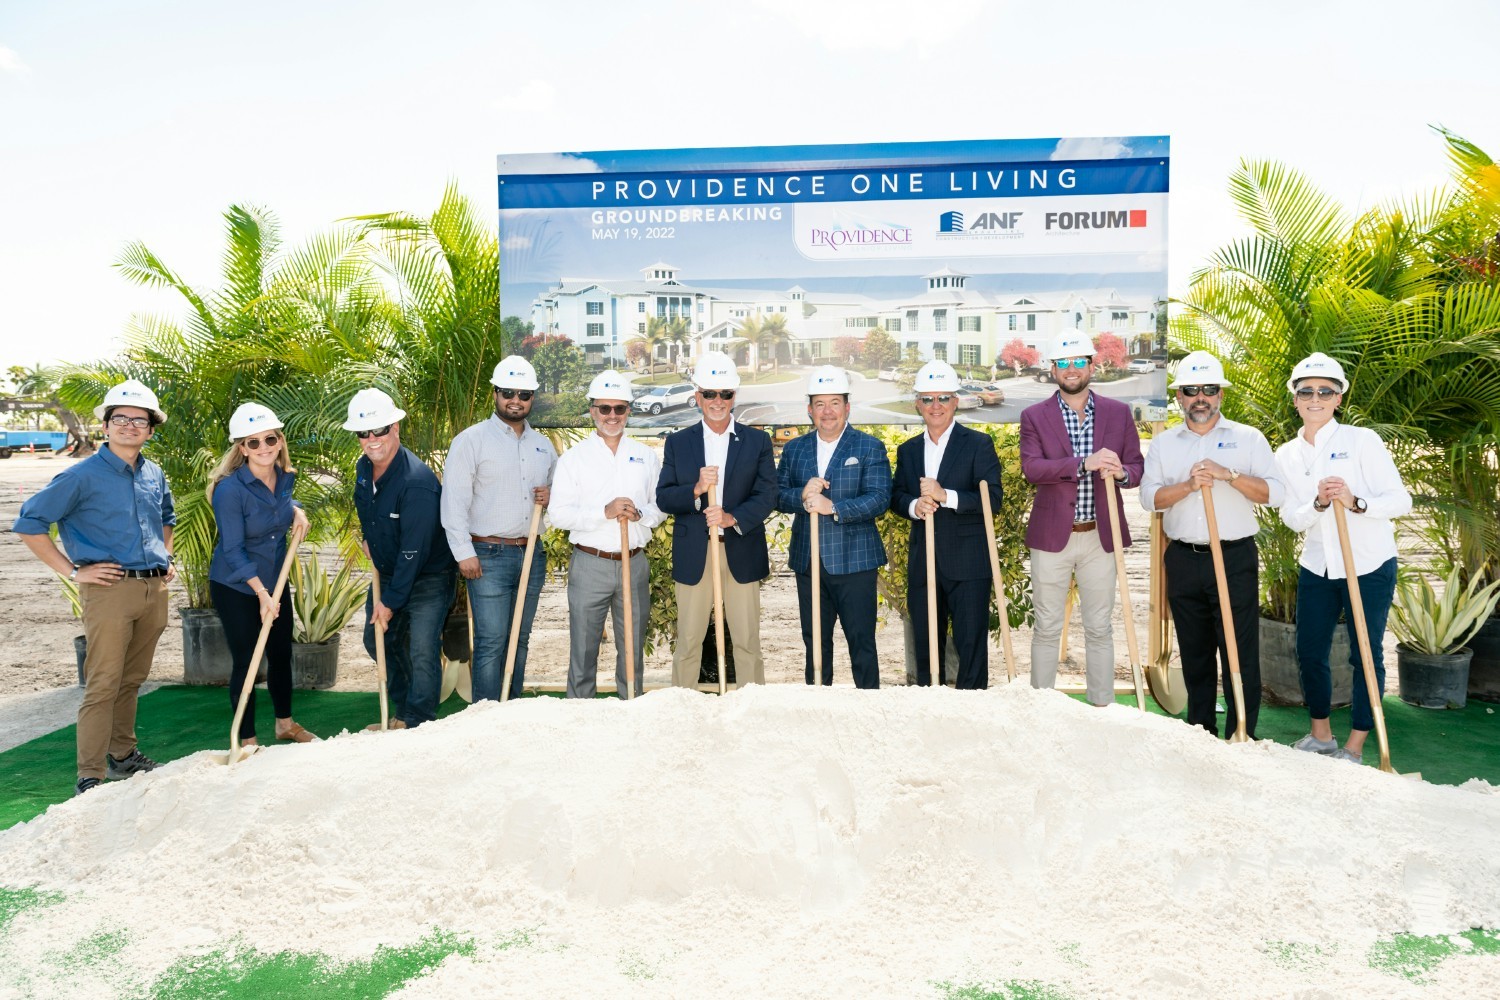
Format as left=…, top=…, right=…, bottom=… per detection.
left=208, top=403, right=316, bottom=744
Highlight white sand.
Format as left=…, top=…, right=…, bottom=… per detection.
left=0, top=684, right=1497, bottom=997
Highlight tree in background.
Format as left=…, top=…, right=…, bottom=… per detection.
left=861, top=327, right=900, bottom=370
left=6, top=364, right=91, bottom=452
left=624, top=339, right=648, bottom=370
left=501, top=316, right=533, bottom=354
left=629, top=316, right=674, bottom=371
left=1093, top=331, right=1127, bottom=370
left=999, top=337, right=1038, bottom=373
left=833, top=335, right=863, bottom=367
left=758, top=312, right=793, bottom=373
left=531, top=336, right=590, bottom=394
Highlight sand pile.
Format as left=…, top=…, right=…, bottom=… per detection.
left=1, top=684, right=1498, bottom=997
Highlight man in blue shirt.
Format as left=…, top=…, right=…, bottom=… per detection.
left=345, top=388, right=456, bottom=728
left=14, top=379, right=176, bottom=796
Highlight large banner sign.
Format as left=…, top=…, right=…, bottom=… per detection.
left=498, top=136, right=1169, bottom=429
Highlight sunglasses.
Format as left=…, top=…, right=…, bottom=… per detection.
left=243, top=433, right=280, bottom=450
left=593, top=404, right=629, bottom=416
left=1177, top=385, right=1221, bottom=398
left=108, top=415, right=152, bottom=429
left=698, top=390, right=735, bottom=400
left=496, top=388, right=534, bottom=401
left=1054, top=358, right=1090, bottom=369
left=1294, top=386, right=1340, bottom=401
left=354, top=424, right=394, bottom=439
left=918, top=394, right=955, bottom=406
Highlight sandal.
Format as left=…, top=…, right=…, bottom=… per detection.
left=275, top=722, right=320, bottom=743
left=362, top=718, right=408, bottom=732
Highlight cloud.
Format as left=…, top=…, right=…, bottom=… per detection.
left=0, top=45, right=30, bottom=77
left=502, top=235, right=532, bottom=251
left=751, top=0, right=982, bottom=54
left=1051, top=137, right=1136, bottom=161
left=494, top=79, right=556, bottom=116
left=496, top=152, right=603, bottom=175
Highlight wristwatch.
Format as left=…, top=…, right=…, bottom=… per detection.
left=1353, top=496, right=1368, bottom=514
left=69, top=564, right=80, bottom=581
left=1228, top=468, right=1241, bottom=482
left=1312, top=498, right=1329, bottom=512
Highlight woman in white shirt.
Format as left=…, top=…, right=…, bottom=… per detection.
left=1275, top=353, right=1411, bottom=765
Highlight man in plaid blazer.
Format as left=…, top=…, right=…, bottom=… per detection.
left=776, top=366, right=891, bottom=688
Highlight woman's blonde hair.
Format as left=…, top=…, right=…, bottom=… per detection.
left=206, top=435, right=296, bottom=502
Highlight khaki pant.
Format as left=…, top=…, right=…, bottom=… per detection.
left=672, top=562, right=764, bottom=688
left=1029, top=529, right=1118, bottom=706
left=78, top=577, right=168, bottom=778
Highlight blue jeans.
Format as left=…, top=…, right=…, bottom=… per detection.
left=1296, top=558, right=1397, bottom=731
left=363, top=568, right=456, bottom=727
left=468, top=541, right=546, bottom=702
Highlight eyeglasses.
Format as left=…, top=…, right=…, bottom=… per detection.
left=1177, top=385, right=1222, bottom=398
left=243, top=433, right=280, bottom=450
left=108, top=415, right=152, bottom=429
left=1294, top=386, right=1340, bottom=401
left=354, top=424, right=393, bottom=439
left=918, top=394, right=955, bottom=406
left=496, top=388, right=534, bottom=401
left=1054, top=358, right=1090, bottom=369
left=593, top=404, right=629, bottom=416
left=698, top=390, right=735, bottom=400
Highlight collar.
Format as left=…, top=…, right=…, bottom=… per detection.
left=816, top=425, right=847, bottom=449
left=489, top=413, right=532, bottom=439
left=1054, top=389, right=1095, bottom=417
left=702, top=415, right=736, bottom=440
left=97, top=443, right=139, bottom=474
left=925, top=420, right=956, bottom=448
left=1304, top=417, right=1340, bottom=447
left=233, top=462, right=287, bottom=490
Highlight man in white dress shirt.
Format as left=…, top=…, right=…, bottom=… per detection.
left=441, top=356, right=556, bottom=702
left=549, top=370, right=665, bottom=698
left=1139, top=351, right=1286, bottom=738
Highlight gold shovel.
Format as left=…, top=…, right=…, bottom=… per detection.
left=979, top=481, right=1017, bottom=682
left=1200, top=487, right=1250, bottom=743
left=222, top=525, right=304, bottom=765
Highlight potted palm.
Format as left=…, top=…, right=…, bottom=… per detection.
left=289, top=551, right=367, bottom=689
left=1389, top=563, right=1500, bottom=709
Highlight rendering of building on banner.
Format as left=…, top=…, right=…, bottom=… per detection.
left=498, top=136, right=1171, bottom=427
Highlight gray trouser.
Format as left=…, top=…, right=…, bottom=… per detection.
left=567, top=548, right=649, bottom=698
left=1029, top=528, right=1118, bottom=706
left=672, top=562, right=765, bottom=688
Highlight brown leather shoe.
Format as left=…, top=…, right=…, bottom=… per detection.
left=275, top=721, right=320, bottom=743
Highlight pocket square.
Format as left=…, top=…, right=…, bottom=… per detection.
left=843, top=456, right=860, bottom=466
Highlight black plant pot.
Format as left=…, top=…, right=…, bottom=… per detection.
left=1396, top=644, right=1472, bottom=710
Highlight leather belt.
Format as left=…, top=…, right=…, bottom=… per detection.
left=574, top=543, right=643, bottom=562
left=118, top=567, right=168, bottom=578
left=471, top=534, right=527, bottom=546
left=1174, top=537, right=1253, bottom=553
left=1071, top=521, right=1096, bottom=533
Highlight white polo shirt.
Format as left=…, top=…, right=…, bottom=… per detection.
left=1275, top=420, right=1411, bottom=578
left=1140, top=416, right=1285, bottom=543
left=549, top=432, right=665, bottom=552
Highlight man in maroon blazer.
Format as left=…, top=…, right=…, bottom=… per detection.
left=1019, top=331, right=1145, bottom=705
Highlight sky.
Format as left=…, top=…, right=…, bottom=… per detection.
left=2, top=0, right=1497, bottom=377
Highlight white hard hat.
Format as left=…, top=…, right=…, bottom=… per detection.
left=586, top=369, right=631, bottom=401
left=94, top=379, right=167, bottom=425
left=491, top=355, right=539, bottom=391
left=1169, top=351, right=1233, bottom=388
left=913, top=360, right=960, bottom=393
left=228, top=402, right=283, bottom=441
left=1286, top=352, right=1348, bottom=394
left=806, top=366, right=850, bottom=395
left=692, top=351, right=741, bottom=390
left=342, top=388, right=407, bottom=432
left=1047, top=330, right=1096, bottom=362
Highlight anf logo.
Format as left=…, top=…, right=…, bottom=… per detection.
left=969, top=212, right=1023, bottom=231
left=939, top=211, right=964, bottom=234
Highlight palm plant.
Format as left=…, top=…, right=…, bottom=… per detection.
left=290, top=550, right=369, bottom=645
left=736, top=314, right=764, bottom=372
left=630, top=316, right=674, bottom=372
left=1175, top=132, right=1500, bottom=621
left=1390, top=563, right=1500, bottom=655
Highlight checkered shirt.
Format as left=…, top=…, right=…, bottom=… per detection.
left=1058, top=392, right=1096, bottom=522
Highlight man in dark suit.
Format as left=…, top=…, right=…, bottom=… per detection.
left=891, top=361, right=1003, bottom=689
left=776, top=366, right=891, bottom=688
left=1019, top=331, right=1145, bottom=706
left=656, top=352, right=777, bottom=687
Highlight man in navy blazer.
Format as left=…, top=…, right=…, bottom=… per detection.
left=1019, top=331, right=1145, bottom=705
left=656, top=352, right=777, bottom=687
left=776, top=366, right=891, bottom=688
left=891, top=361, right=1003, bottom=689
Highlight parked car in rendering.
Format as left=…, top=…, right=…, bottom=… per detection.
left=632, top=383, right=698, bottom=415
left=952, top=388, right=983, bottom=410
left=878, top=366, right=900, bottom=381
left=1126, top=358, right=1155, bottom=375
left=961, top=382, right=1007, bottom=406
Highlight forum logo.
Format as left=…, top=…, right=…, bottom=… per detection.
left=1044, top=209, right=1149, bottom=231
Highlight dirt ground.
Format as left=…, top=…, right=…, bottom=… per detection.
left=1, top=452, right=1165, bottom=699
